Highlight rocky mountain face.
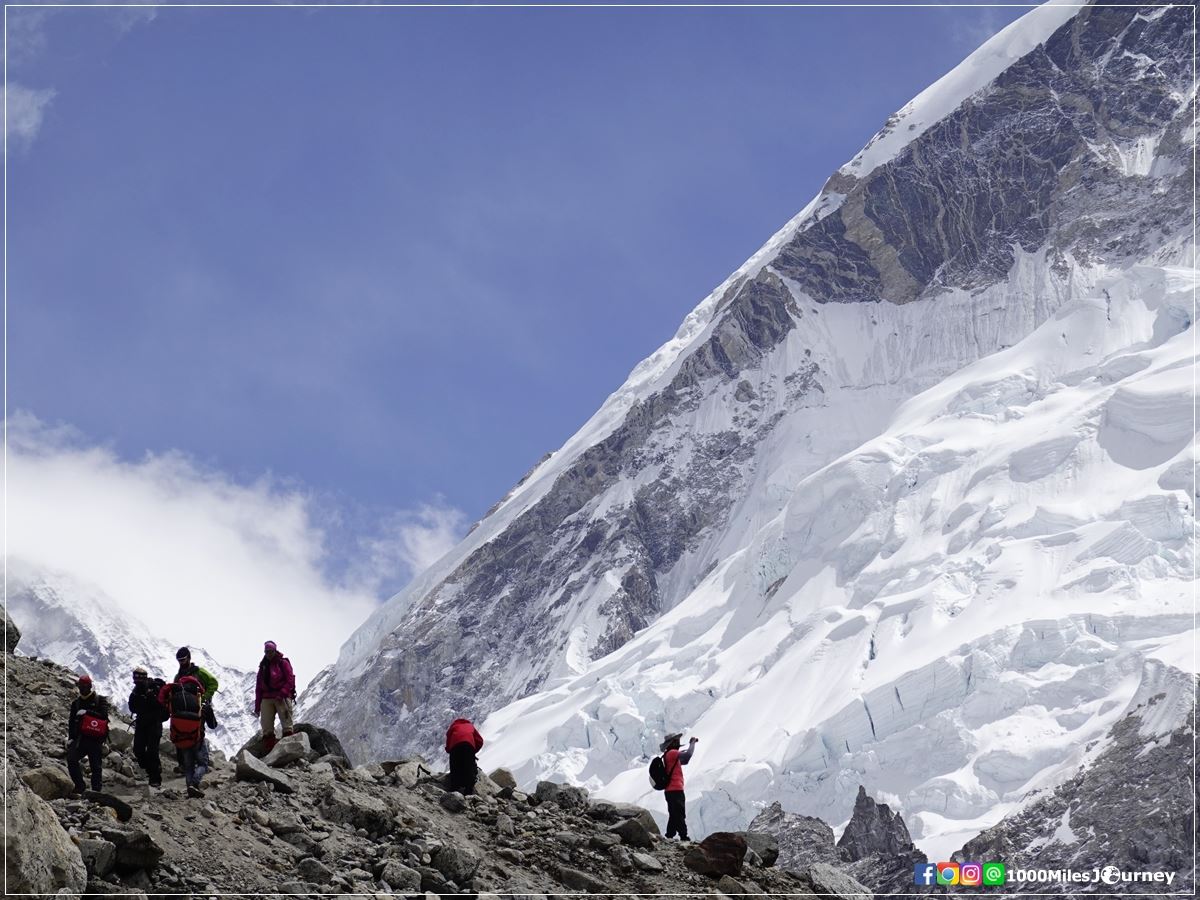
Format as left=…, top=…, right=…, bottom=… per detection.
left=5, top=560, right=259, bottom=756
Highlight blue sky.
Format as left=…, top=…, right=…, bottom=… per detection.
left=6, top=4, right=1027, bottom=645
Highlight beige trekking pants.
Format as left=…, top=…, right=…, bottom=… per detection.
left=260, top=697, right=294, bottom=738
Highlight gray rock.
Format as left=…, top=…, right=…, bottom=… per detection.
left=802, top=863, right=873, bottom=900
left=432, top=845, right=479, bottom=883
left=234, top=749, right=295, bottom=794
left=21, top=764, right=75, bottom=801
left=608, top=817, right=654, bottom=848
left=292, top=722, right=352, bottom=765
left=557, top=866, right=612, bottom=892
left=382, top=756, right=429, bottom=787
left=3, top=603, right=18, bottom=652
left=280, top=881, right=321, bottom=895
left=684, top=832, right=748, bottom=878
left=589, top=832, right=620, bottom=849
left=533, top=780, right=560, bottom=804
left=439, top=790, right=467, bottom=813
left=98, top=823, right=164, bottom=872
left=380, top=860, right=422, bottom=892
left=610, top=845, right=633, bottom=871
left=716, top=874, right=751, bottom=895
left=735, top=830, right=779, bottom=867
left=495, top=812, right=515, bottom=836
left=263, top=731, right=313, bottom=767
left=489, top=767, right=517, bottom=790
left=631, top=851, right=663, bottom=872
left=556, top=784, right=588, bottom=809
left=78, top=837, right=118, bottom=878
left=587, top=799, right=661, bottom=835
left=107, top=720, right=135, bottom=752
left=297, top=857, right=333, bottom=885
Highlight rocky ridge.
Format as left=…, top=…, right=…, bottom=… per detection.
left=5, top=625, right=887, bottom=897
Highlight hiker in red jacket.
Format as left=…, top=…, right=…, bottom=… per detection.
left=254, top=640, right=296, bottom=753
left=660, top=732, right=699, bottom=841
left=159, top=674, right=211, bottom=798
left=444, top=718, right=484, bottom=795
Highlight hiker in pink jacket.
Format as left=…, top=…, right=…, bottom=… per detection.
left=255, top=641, right=296, bottom=753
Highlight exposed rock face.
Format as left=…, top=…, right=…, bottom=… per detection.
left=4, top=776, right=87, bottom=894
left=837, top=785, right=916, bottom=861
left=749, top=801, right=838, bottom=869
left=952, top=670, right=1197, bottom=894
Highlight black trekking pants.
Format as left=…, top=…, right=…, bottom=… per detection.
left=133, top=723, right=163, bottom=784
left=665, top=790, right=688, bottom=839
left=67, top=737, right=104, bottom=792
left=447, top=741, right=478, bottom=795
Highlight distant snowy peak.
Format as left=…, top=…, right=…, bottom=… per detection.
left=6, top=559, right=259, bottom=756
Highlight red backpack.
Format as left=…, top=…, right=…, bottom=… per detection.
left=168, top=676, right=205, bottom=749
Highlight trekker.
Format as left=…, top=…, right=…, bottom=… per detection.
left=174, top=646, right=219, bottom=730
left=128, top=666, right=168, bottom=788
left=444, top=718, right=484, bottom=795
left=67, top=675, right=110, bottom=795
left=660, top=732, right=699, bottom=841
left=254, top=640, right=296, bottom=753
left=159, top=674, right=211, bottom=798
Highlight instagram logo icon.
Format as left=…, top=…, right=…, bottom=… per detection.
left=961, top=863, right=983, bottom=886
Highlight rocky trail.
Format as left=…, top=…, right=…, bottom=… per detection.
left=6, top=624, right=916, bottom=898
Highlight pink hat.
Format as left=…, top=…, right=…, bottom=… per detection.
left=264, top=641, right=277, bottom=651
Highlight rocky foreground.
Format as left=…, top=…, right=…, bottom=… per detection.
left=5, top=633, right=914, bottom=898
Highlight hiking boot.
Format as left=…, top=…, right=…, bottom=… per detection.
left=149, top=780, right=162, bottom=789
left=186, top=785, right=205, bottom=799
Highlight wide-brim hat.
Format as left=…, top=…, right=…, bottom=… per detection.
left=660, top=732, right=683, bottom=751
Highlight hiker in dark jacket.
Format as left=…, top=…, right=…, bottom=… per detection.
left=159, top=674, right=211, bottom=798
left=174, top=646, right=219, bottom=729
left=128, top=666, right=166, bottom=788
left=660, top=732, right=699, bottom=841
left=67, top=675, right=110, bottom=794
left=254, top=640, right=296, bottom=753
left=444, top=718, right=484, bottom=795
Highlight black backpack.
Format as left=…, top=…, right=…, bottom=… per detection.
left=648, top=754, right=676, bottom=791
left=170, top=680, right=203, bottom=720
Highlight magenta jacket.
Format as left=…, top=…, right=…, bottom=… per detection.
left=255, top=654, right=296, bottom=712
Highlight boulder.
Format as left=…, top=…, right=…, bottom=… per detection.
left=296, top=857, right=333, bottom=885
left=533, top=780, right=560, bottom=804
left=735, top=831, right=779, bottom=867
left=317, top=782, right=391, bottom=832
left=684, top=832, right=748, bottom=878
left=77, top=838, right=118, bottom=878
left=98, top=823, right=164, bottom=872
left=489, top=767, right=517, bottom=790
left=717, top=874, right=751, bottom=894
left=440, top=790, right=467, bottom=813
left=632, top=851, right=664, bottom=872
left=293, top=722, right=352, bottom=765
left=21, top=764, right=75, bottom=801
left=608, top=817, right=654, bottom=849
left=748, top=801, right=839, bottom=870
left=802, top=862, right=873, bottom=900
left=587, top=799, right=662, bottom=835
left=557, top=865, right=612, bottom=892
left=263, top=732, right=313, bottom=768
left=107, top=721, right=135, bottom=752
left=381, top=756, right=430, bottom=787
left=432, top=845, right=480, bottom=883
left=3, top=603, right=19, bottom=652
left=381, top=860, right=422, bottom=892
left=4, top=778, right=86, bottom=893
left=234, top=749, right=295, bottom=794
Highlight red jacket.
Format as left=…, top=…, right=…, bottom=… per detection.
left=445, top=718, right=483, bottom=753
left=664, top=745, right=694, bottom=792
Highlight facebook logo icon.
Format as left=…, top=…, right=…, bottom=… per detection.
left=914, top=863, right=938, bottom=886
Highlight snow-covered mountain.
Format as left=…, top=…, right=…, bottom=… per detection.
left=306, top=0, right=1195, bottom=863
left=6, top=559, right=259, bottom=756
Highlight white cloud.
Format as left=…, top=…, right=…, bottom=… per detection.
left=4, top=413, right=466, bottom=686
left=5, top=84, right=57, bottom=152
